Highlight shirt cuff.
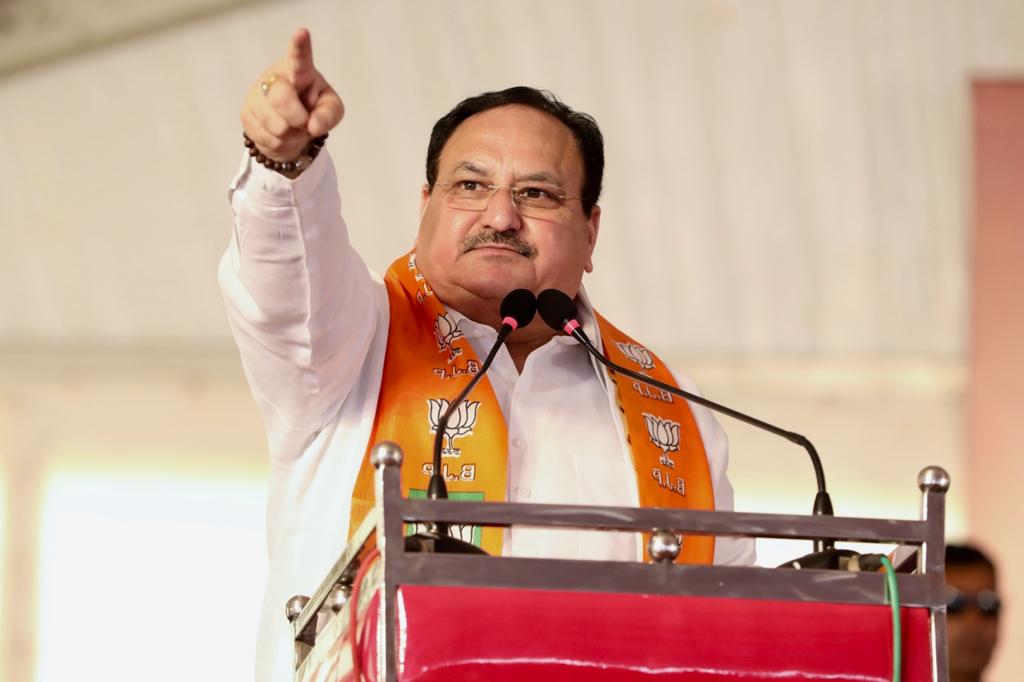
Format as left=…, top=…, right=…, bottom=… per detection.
left=229, top=147, right=333, bottom=207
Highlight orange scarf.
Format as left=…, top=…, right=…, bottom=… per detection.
left=349, top=253, right=715, bottom=562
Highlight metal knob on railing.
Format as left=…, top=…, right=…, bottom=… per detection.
left=918, top=466, right=950, bottom=493
left=327, top=584, right=349, bottom=613
left=371, top=441, right=404, bottom=469
left=325, top=558, right=361, bottom=613
left=648, top=530, right=682, bottom=564
left=285, top=595, right=310, bottom=623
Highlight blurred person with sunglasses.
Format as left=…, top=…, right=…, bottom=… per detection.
left=946, top=543, right=1001, bottom=682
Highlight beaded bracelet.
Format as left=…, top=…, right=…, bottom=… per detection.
left=243, top=132, right=328, bottom=173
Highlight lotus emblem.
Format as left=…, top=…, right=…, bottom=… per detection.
left=428, top=398, right=480, bottom=457
left=616, top=341, right=655, bottom=371
left=434, top=313, right=464, bottom=363
left=643, top=413, right=680, bottom=469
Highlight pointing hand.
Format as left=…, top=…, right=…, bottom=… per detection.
left=240, top=28, right=344, bottom=174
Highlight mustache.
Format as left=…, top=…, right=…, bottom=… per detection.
left=462, top=230, right=538, bottom=259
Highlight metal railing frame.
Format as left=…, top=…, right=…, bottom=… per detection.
left=291, top=442, right=950, bottom=682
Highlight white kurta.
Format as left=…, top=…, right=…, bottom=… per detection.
left=219, top=151, right=755, bottom=682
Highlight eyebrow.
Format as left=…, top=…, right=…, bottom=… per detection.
left=449, top=162, right=566, bottom=188
left=520, top=171, right=564, bottom=186
left=450, top=161, right=489, bottom=176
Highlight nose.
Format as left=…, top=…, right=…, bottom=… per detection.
left=480, top=185, right=522, bottom=232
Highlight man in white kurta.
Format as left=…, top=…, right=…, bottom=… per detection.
left=222, top=29, right=754, bottom=682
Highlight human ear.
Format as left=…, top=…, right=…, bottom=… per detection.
left=583, top=205, right=601, bottom=273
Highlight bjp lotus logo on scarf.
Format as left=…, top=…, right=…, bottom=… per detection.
left=434, top=313, right=464, bottom=363
left=643, top=413, right=680, bottom=469
left=616, top=341, right=655, bottom=371
left=427, top=398, right=480, bottom=457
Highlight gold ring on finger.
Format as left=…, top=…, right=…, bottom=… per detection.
left=259, top=74, right=278, bottom=97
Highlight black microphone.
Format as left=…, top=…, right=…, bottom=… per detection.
left=536, top=289, right=836, bottom=553
left=407, top=288, right=537, bottom=555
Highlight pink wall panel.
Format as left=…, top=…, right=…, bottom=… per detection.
left=969, top=80, right=1024, bottom=681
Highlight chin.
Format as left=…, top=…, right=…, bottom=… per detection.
left=462, top=275, right=529, bottom=301
left=458, top=258, right=535, bottom=296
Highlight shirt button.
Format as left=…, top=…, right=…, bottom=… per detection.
left=518, top=487, right=532, bottom=499
left=512, top=437, right=528, bottom=450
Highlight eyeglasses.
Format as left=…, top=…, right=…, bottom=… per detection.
left=946, top=587, right=1001, bottom=617
left=435, top=179, right=581, bottom=219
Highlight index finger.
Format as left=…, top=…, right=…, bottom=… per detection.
left=288, top=28, right=314, bottom=80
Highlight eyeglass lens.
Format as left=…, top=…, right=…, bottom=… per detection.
left=946, top=587, right=1001, bottom=616
left=440, top=180, right=573, bottom=218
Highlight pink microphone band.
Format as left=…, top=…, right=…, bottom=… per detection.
left=563, top=319, right=581, bottom=335
left=502, top=316, right=519, bottom=331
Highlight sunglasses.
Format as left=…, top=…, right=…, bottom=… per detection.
left=946, top=587, right=1002, bottom=617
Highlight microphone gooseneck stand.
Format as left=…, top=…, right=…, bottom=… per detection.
left=406, top=288, right=538, bottom=555
left=535, top=289, right=836, bottom=554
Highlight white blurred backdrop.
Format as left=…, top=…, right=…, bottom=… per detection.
left=1, top=1, right=1022, bottom=680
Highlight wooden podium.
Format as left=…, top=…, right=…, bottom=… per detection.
left=285, top=442, right=950, bottom=681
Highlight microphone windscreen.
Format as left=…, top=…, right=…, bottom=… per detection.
left=537, top=289, right=578, bottom=331
left=499, top=289, right=537, bottom=329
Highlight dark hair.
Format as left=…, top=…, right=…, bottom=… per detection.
left=425, top=86, right=604, bottom=217
left=946, top=543, right=998, bottom=582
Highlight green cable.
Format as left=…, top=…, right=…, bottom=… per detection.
left=880, top=556, right=901, bottom=682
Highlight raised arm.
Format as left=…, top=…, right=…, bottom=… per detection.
left=220, top=29, right=384, bottom=463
